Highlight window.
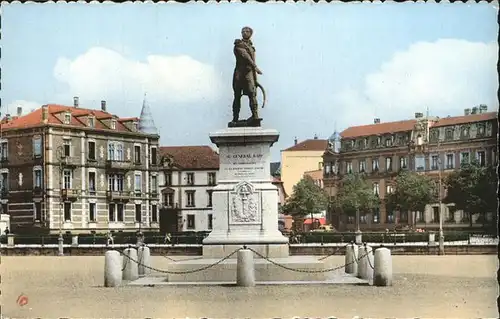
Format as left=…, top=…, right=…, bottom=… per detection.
left=186, top=173, right=194, bottom=185
left=207, top=190, right=213, bottom=207
left=372, top=158, right=379, bottom=171
left=150, top=147, right=157, bottom=165
left=164, top=193, right=174, bottom=207
left=0, top=172, right=8, bottom=192
left=108, top=142, right=124, bottom=161
left=360, top=213, right=367, bottom=224
left=33, top=169, right=42, bottom=188
left=88, top=172, right=96, bottom=194
left=373, top=182, right=379, bottom=196
left=446, top=154, right=454, bottom=169
left=108, top=174, right=124, bottom=191
left=415, top=155, right=425, bottom=171
left=63, top=140, right=71, bottom=157
left=385, top=137, right=392, bottom=147
left=0, top=141, right=8, bottom=161
left=477, top=123, right=485, bottom=136
left=477, top=151, right=486, bottom=166
left=187, top=214, right=195, bottom=229
left=208, top=172, right=216, bottom=186
left=432, top=206, right=439, bottom=223
left=34, top=202, right=42, bottom=221
left=117, top=203, right=124, bottom=222
left=416, top=134, right=423, bottom=146
left=151, top=204, right=158, bottom=222
left=385, top=157, right=392, bottom=171
left=88, top=117, right=95, bottom=128
left=116, top=144, right=124, bottom=161
left=386, top=211, right=394, bottom=223
left=460, top=152, right=470, bottom=166
left=416, top=211, right=425, bottom=222
left=186, top=191, right=195, bottom=207
left=89, top=203, right=96, bottom=222
left=63, top=170, right=72, bottom=189
left=135, top=204, right=142, bottom=222
left=346, top=161, right=352, bottom=174
left=88, top=141, right=96, bottom=160
left=33, top=137, right=42, bottom=157
left=399, top=157, right=407, bottom=170
left=461, top=126, right=470, bottom=138
left=64, top=113, right=71, bottom=124
left=208, top=214, right=213, bottom=230
left=110, top=120, right=116, bottom=130
left=400, top=211, right=408, bottom=223
left=376, top=136, right=381, bottom=146
left=64, top=202, right=72, bottom=221
left=431, top=155, right=439, bottom=170
left=445, top=128, right=454, bottom=140
left=358, top=160, right=366, bottom=173
left=151, top=175, right=158, bottom=194
left=372, top=208, right=380, bottom=223
left=134, top=174, right=142, bottom=193
left=108, top=204, right=115, bottom=222
left=165, top=172, right=172, bottom=186
left=386, top=185, right=394, bottom=194
left=134, top=145, right=141, bottom=164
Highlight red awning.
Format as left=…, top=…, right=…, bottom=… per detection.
left=303, top=217, right=326, bottom=225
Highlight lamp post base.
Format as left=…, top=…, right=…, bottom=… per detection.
left=438, top=231, right=445, bottom=256
left=58, top=235, right=64, bottom=256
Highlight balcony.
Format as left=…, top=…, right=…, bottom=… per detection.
left=0, top=188, right=10, bottom=199
left=32, top=187, right=43, bottom=197
left=106, top=190, right=132, bottom=202
left=106, top=160, right=132, bottom=171
left=60, top=156, right=80, bottom=168
left=61, top=188, right=79, bottom=201
left=150, top=191, right=159, bottom=199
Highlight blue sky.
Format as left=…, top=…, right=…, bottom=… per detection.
left=1, top=2, right=498, bottom=161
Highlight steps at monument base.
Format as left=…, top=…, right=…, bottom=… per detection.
left=153, top=256, right=329, bottom=282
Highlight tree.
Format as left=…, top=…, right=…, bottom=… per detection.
left=385, top=170, right=438, bottom=226
left=330, top=173, right=380, bottom=230
left=281, top=176, right=329, bottom=229
left=443, top=160, right=497, bottom=229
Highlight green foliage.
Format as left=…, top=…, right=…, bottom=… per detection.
left=281, top=176, right=329, bottom=217
left=443, top=160, right=498, bottom=226
left=386, top=170, right=438, bottom=214
left=330, top=173, right=380, bottom=215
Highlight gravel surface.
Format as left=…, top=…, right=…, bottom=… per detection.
left=1, top=255, right=497, bottom=318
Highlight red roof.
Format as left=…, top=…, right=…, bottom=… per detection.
left=341, top=112, right=498, bottom=139
left=0, top=104, right=140, bottom=133
left=159, top=146, right=219, bottom=170
left=283, top=139, right=328, bottom=152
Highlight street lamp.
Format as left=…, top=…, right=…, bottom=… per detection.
left=436, top=131, right=445, bottom=255
left=56, top=145, right=64, bottom=256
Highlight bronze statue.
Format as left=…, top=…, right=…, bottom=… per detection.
left=229, top=26, right=267, bottom=127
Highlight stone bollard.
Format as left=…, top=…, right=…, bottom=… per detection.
left=71, top=235, right=79, bottom=247
left=137, top=245, right=151, bottom=277
left=104, top=250, right=122, bottom=287
left=373, top=247, right=393, bottom=286
left=357, top=244, right=374, bottom=280
left=428, top=231, right=436, bottom=246
left=236, top=249, right=255, bottom=287
left=122, top=247, right=139, bottom=281
left=345, top=243, right=359, bottom=275
left=7, top=234, right=14, bottom=247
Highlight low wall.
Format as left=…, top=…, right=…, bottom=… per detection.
left=0, top=243, right=496, bottom=256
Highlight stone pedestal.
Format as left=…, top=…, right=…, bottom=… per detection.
left=7, top=234, right=14, bottom=247
left=202, top=127, right=289, bottom=258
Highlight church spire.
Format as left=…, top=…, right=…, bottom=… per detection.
left=138, top=93, right=158, bottom=135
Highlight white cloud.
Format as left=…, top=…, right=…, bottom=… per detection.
left=53, top=47, right=224, bottom=106
left=333, top=39, right=498, bottom=127
left=4, top=100, right=41, bottom=116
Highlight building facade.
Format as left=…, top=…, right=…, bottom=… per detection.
left=323, top=107, right=498, bottom=231
left=0, top=98, right=160, bottom=234
left=280, top=137, right=328, bottom=197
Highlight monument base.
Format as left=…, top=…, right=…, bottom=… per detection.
left=202, top=243, right=289, bottom=259
left=227, top=117, right=262, bottom=128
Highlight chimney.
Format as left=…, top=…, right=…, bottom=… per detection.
left=101, top=100, right=107, bottom=112
left=479, top=104, right=488, bottom=113
left=42, top=105, right=49, bottom=123
left=294, top=137, right=298, bottom=145
left=73, top=96, right=79, bottom=108
left=415, top=112, right=423, bottom=119
left=471, top=106, right=479, bottom=115
left=374, top=118, right=380, bottom=124
left=464, top=108, right=471, bottom=116
left=17, top=106, right=22, bottom=116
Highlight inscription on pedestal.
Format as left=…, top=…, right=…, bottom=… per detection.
left=229, top=181, right=261, bottom=225
left=221, top=152, right=265, bottom=178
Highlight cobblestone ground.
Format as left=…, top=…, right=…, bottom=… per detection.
left=1, top=255, right=497, bottom=318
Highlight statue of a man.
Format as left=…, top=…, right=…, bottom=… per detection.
left=231, top=26, right=263, bottom=123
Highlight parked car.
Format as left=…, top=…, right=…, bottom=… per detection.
left=311, top=225, right=336, bottom=232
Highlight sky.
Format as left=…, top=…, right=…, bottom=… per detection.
left=1, top=2, right=498, bottom=162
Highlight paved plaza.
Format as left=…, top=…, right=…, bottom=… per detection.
left=1, top=254, right=497, bottom=318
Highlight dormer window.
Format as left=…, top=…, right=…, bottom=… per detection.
left=110, top=120, right=116, bottom=130
left=88, top=117, right=95, bottom=128
left=64, top=113, right=71, bottom=124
